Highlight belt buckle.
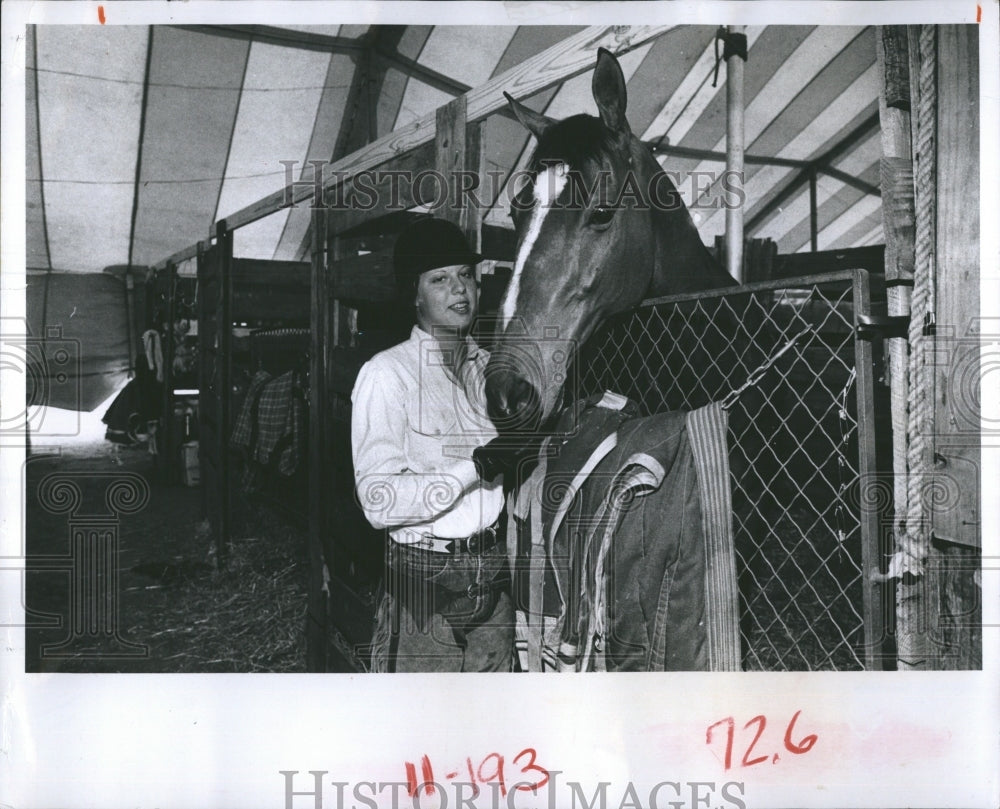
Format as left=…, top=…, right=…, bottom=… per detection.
left=467, top=523, right=496, bottom=556
left=467, top=582, right=489, bottom=599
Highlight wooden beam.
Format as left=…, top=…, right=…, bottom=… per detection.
left=650, top=141, right=881, bottom=197
left=931, top=25, right=979, bottom=550
left=231, top=259, right=310, bottom=288
left=223, top=25, right=677, bottom=232
left=746, top=112, right=881, bottom=234
left=650, top=142, right=811, bottom=169
left=153, top=240, right=204, bottom=271
left=327, top=142, right=438, bottom=236
left=375, top=42, right=471, bottom=97
left=173, top=25, right=366, bottom=56
left=330, top=248, right=395, bottom=302
left=818, top=165, right=881, bottom=198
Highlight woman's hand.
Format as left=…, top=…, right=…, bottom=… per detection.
left=472, top=433, right=546, bottom=482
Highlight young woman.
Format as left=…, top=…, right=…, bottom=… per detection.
left=351, top=216, right=513, bottom=672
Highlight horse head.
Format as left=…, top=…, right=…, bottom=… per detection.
left=485, top=48, right=735, bottom=432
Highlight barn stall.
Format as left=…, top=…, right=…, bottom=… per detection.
left=20, top=22, right=981, bottom=672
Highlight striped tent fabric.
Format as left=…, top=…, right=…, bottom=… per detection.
left=23, top=23, right=884, bottom=404
left=26, top=24, right=882, bottom=275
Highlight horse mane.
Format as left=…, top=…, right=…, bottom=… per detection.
left=529, top=114, right=618, bottom=175
left=525, top=111, right=733, bottom=295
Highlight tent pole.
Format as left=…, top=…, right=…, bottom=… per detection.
left=724, top=26, right=746, bottom=283
left=125, top=271, right=137, bottom=377
left=809, top=167, right=819, bottom=252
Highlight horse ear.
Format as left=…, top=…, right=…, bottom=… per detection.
left=593, top=47, right=630, bottom=136
left=504, top=92, right=554, bottom=140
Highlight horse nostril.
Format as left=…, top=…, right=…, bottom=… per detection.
left=485, top=367, right=541, bottom=433
left=503, top=375, right=541, bottom=432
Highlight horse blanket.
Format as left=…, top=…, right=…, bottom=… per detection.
left=511, top=393, right=740, bottom=672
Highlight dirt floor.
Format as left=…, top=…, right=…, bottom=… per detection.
left=24, top=439, right=311, bottom=672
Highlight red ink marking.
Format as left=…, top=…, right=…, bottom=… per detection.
left=405, top=761, right=418, bottom=797
left=976, top=4, right=981, bottom=22
left=405, top=749, right=549, bottom=797
left=513, top=748, right=550, bottom=791
left=420, top=754, right=434, bottom=795
left=97, top=5, right=105, bottom=24
left=706, top=716, right=736, bottom=770
left=478, top=753, right=507, bottom=797
left=741, top=715, right=769, bottom=767
left=707, top=711, right=818, bottom=771
left=784, top=709, right=818, bottom=755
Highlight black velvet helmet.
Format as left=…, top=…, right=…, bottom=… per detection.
left=393, top=217, right=482, bottom=284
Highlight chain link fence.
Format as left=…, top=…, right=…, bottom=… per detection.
left=576, top=270, right=883, bottom=671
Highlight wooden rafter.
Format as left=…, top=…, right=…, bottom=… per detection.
left=222, top=25, right=677, bottom=232
left=172, top=25, right=366, bottom=56
left=745, top=111, right=881, bottom=235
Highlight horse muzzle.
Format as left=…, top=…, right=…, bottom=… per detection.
left=484, top=364, right=542, bottom=434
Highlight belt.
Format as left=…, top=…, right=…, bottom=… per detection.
left=397, top=520, right=502, bottom=555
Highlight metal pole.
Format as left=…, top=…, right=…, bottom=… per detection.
left=809, top=167, right=819, bottom=252
left=724, top=26, right=746, bottom=283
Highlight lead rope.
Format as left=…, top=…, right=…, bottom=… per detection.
left=720, top=326, right=811, bottom=411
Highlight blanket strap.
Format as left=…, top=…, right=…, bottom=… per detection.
left=687, top=402, right=742, bottom=671
left=526, top=450, right=548, bottom=672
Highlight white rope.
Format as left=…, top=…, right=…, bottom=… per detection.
left=899, top=24, right=937, bottom=575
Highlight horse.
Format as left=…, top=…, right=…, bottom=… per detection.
left=484, top=47, right=737, bottom=432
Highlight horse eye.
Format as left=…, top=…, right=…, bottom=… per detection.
left=588, top=206, right=615, bottom=227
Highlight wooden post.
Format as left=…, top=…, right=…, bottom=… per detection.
left=216, top=220, right=233, bottom=568
left=853, top=269, right=884, bottom=669
left=724, top=26, right=746, bottom=283
left=307, top=205, right=329, bottom=673
left=435, top=96, right=485, bottom=281
left=927, top=24, right=980, bottom=669
left=435, top=95, right=468, bottom=226
left=876, top=25, right=916, bottom=671
left=160, top=262, right=177, bottom=484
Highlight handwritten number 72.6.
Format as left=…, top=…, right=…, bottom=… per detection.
left=706, top=710, right=817, bottom=770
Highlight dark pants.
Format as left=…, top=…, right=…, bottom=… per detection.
left=381, top=541, right=514, bottom=673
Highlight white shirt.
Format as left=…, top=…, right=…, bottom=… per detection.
left=351, top=326, right=503, bottom=543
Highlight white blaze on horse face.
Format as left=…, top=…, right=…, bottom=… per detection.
left=501, top=163, right=570, bottom=332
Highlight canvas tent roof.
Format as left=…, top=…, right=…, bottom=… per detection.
left=27, top=23, right=883, bottom=273
left=23, top=22, right=884, bottom=409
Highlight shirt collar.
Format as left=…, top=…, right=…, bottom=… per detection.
left=410, top=325, right=482, bottom=364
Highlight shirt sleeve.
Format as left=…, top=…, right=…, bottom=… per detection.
left=351, top=357, right=480, bottom=530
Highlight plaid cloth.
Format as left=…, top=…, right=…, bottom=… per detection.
left=230, top=369, right=302, bottom=477
left=231, top=371, right=272, bottom=450
left=255, top=370, right=301, bottom=475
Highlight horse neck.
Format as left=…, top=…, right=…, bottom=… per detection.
left=639, top=151, right=734, bottom=297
